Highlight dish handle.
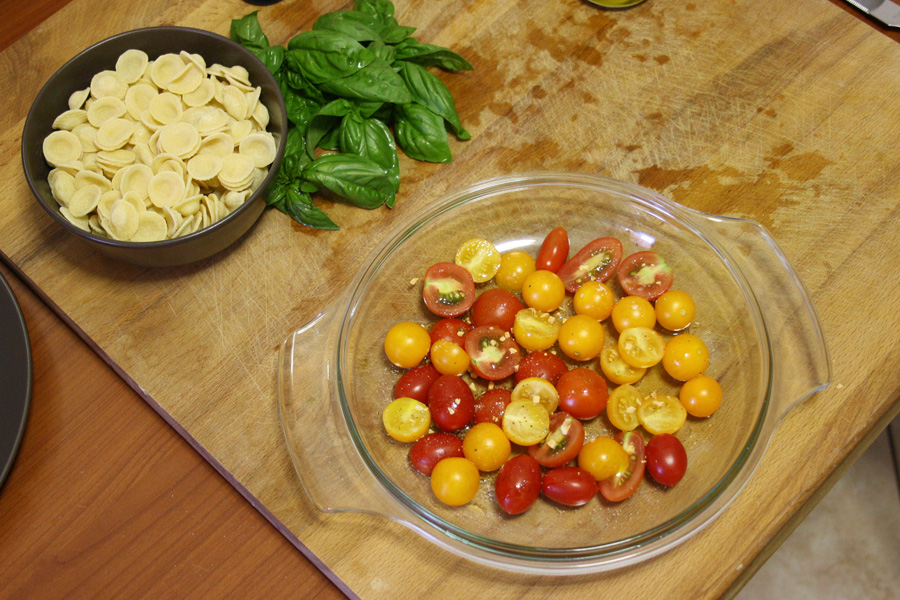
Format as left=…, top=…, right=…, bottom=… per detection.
left=277, top=303, right=415, bottom=520
left=697, top=213, right=833, bottom=425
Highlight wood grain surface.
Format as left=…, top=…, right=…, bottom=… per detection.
left=1, top=0, right=900, bottom=598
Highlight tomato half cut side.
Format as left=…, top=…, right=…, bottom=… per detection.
left=598, top=431, right=645, bottom=502
left=617, top=251, right=673, bottom=301
left=557, top=237, right=623, bottom=293
left=463, top=325, right=522, bottom=380
left=528, top=411, right=585, bottom=468
left=423, top=262, right=476, bottom=318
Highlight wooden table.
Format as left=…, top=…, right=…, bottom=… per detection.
left=1, top=1, right=898, bottom=598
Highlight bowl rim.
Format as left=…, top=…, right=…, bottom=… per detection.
left=21, top=25, right=287, bottom=252
left=333, top=171, right=773, bottom=568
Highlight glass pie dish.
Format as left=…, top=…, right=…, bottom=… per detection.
left=277, top=172, right=831, bottom=574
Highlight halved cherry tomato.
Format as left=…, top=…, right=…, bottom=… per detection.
left=638, top=393, right=686, bottom=435
left=528, top=411, right=585, bottom=468
left=393, top=364, right=441, bottom=402
left=618, top=326, right=665, bottom=368
left=511, top=376, right=559, bottom=415
left=617, top=251, right=673, bottom=301
left=557, top=367, right=608, bottom=420
left=558, top=237, right=623, bottom=293
left=455, top=238, right=501, bottom=283
left=514, top=350, right=569, bottom=386
left=427, top=375, right=475, bottom=432
left=512, top=308, right=560, bottom=352
left=409, top=432, right=465, bottom=475
left=474, top=388, right=512, bottom=425
left=541, top=467, right=598, bottom=507
left=423, top=262, right=476, bottom=318
left=495, top=455, right=542, bottom=515
left=535, top=226, right=569, bottom=272
left=645, top=433, right=687, bottom=487
left=382, top=397, right=431, bottom=442
left=599, top=346, right=646, bottom=385
left=606, top=383, right=642, bottom=432
left=429, top=318, right=472, bottom=345
left=598, top=431, right=645, bottom=502
left=502, top=399, right=550, bottom=446
left=463, top=326, right=522, bottom=380
left=471, top=288, right=525, bottom=332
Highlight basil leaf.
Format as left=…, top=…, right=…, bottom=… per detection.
left=318, top=58, right=412, bottom=104
left=339, top=115, right=400, bottom=192
left=314, top=11, right=385, bottom=42
left=307, top=99, right=356, bottom=156
left=286, top=30, right=376, bottom=84
left=284, top=92, right=321, bottom=131
left=394, top=38, right=473, bottom=72
left=397, top=61, right=470, bottom=139
left=254, top=45, right=285, bottom=76
left=354, top=0, right=395, bottom=20
left=231, top=11, right=269, bottom=55
left=394, top=103, right=452, bottom=163
left=283, top=188, right=340, bottom=230
left=367, top=40, right=396, bottom=65
left=301, top=153, right=395, bottom=209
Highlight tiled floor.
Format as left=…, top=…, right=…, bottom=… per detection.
left=736, top=417, right=900, bottom=600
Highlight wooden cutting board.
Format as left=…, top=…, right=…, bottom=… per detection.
left=3, top=0, right=900, bottom=598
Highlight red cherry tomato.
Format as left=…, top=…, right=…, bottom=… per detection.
left=645, top=433, right=687, bottom=487
left=557, top=237, right=623, bottom=293
left=541, top=466, right=598, bottom=507
left=393, top=364, right=441, bottom=402
left=423, top=262, right=476, bottom=317
left=617, top=251, right=673, bottom=301
left=535, top=226, right=569, bottom=273
left=429, top=318, right=473, bottom=346
left=528, top=411, right=585, bottom=468
left=409, top=432, right=465, bottom=475
left=495, top=455, right=543, bottom=515
left=463, top=326, right=522, bottom=381
left=556, top=367, right=609, bottom=420
left=470, top=288, right=525, bottom=332
left=427, top=375, right=475, bottom=432
left=598, top=431, right=645, bottom=502
left=474, top=388, right=512, bottom=425
left=514, top=350, right=569, bottom=387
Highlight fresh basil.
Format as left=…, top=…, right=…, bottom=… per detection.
left=232, top=0, right=471, bottom=229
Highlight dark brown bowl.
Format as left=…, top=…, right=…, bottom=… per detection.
left=21, top=26, right=287, bottom=267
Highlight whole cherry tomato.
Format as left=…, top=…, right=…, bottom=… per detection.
left=645, top=433, right=688, bottom=487
left=535, top=226, right=569, bottom=272
left=393, top=364, right=441, bottom=402
left=514, top=350, right=569, bottom=386
left=427, top=375, right=475, bottom=432
left=409, top=432, right=465, bottom=475
left=556, top=367, right=609, bottom=420
left=495, top=455, right=543, bottom=515
left=541, top=466, right=598, bottom=507
left=470, top=288, right=525, bottom=332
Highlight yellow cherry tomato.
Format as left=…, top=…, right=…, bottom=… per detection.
left=655, top=290, right=696, bottom=331
left=606, top=384, right=643, bottom=431
left=573, top=281, right=615, bottom=321
left=430, top=339, right=470, bottom=376
left=455, top=238, right=501, bottom=283
left=611, top=296, right=656, bottom=333
left=521, top=270, right=566, bottom=312
left=463, top=423, right=512, bottom=472
left=512, top=308, right=561, bottom=352
left=382, top=397, right=431, bottom=442
left=662, top=334, right=710, bottom=381
left=511, top=376, right=559, bottom=415
left=494, top=251, right=536, bottom=292
left=618, top=326, right=665, bottom=368
left=430, top=457, right=480, bottom=506
left=679, top=374, right=722, bottom=417
left=384, top=321, right=431, bottom=368
left=502, top=399, right=550, bottom=446
left=599, top=345, right=646, bottom=385
left=557, top=314, right=605, bottom=361
left=638, top=393, right=687, bottom=435
left=578, top=436, right=630, bottom=481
